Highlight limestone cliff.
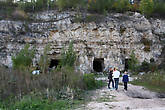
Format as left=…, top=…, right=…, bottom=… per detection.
left=0, top=11, right=164, bottom=73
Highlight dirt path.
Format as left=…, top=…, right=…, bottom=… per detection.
left=76, top=82, right=165, bottom=110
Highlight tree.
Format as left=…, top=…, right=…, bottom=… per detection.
left=56, top=0, right=85, bottom=10
left=139, top=0, right=154, bottom=16
left=60, top=41, right=76, bottom=67
left=39, top=44, right=50, bottom=74
left=128, top=51, right=139, bottom=72
left=12, top=44, right=35, bottom=70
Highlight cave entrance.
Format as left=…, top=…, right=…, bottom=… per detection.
left=49, top=59, right=60, bottom=68
left=93, top=58, right=104, bottom=72
left=125, top=59, right=131, bottom=71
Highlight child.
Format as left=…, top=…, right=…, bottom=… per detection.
left=122, top=71, right=129, bottom=91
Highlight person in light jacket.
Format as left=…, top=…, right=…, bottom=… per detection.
left=113, top=67, right=120, bottom=90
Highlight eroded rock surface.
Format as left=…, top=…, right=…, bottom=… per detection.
left=0, top=11, right=164, bottom=73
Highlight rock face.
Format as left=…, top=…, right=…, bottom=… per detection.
left=0, top=11, right=164, bottom=73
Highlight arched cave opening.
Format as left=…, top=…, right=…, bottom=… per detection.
left=49, top=59, right=60, bottom=68
left=93, top=58, right=104, bottom=72
left=125, top=59, right=131, bottom=71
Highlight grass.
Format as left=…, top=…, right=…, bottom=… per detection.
left=130, top=71, right=165, bottom=93
left=0, top=66, right=106, bottom=109
left=130, top=80, right=165, bottom=93
left=0, top=95, right=84, bottom=110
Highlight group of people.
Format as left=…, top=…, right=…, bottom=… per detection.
left=108, top=67, right=129, bottom=91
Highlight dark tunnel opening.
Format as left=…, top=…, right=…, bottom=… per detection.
left=49, top=59, right=60, bottom=68
left=93, top=58, right=104, bottom=72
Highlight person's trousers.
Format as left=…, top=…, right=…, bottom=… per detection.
left=108, top=79, right=114, bottom=89
left=114, top=78, right=119, bottom=90
left=124, top=82, right=128, bottom=90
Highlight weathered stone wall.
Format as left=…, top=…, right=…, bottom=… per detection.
left=0, top=11, right=164, bottom=73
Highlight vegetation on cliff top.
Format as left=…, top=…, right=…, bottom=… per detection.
left=0, top=0, right=165, bottom=20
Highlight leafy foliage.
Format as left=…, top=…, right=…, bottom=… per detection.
left=0, top=0, right=17, bottom=19
left=113, top=0, right=131, bottom=13
left=39, top=44, right=50, bottom=74
left=18, top=2, right=34, bottom=12
left=12, top=44, right=35, bottom=70
left=128, top=51, right=139, bottom=72
left=83, top=73, right=105, bottom=90
left=1, top=0, right=165, bottom=20
left=0, top=65, right=104, bottom=109
left=17, top=0, right=55, bottom=12
left=139, top=0, right=154, bottom=16
left=88, top=0, right=111, bottom=13
left=83, top=73, right=96, bottom=90
left=139, top=60, right=151, bottom=72
left=153, top=1, right=165, bottom=17
left=56, top=0, right=85, bottom=10
left=60, top=41, right=76, bottom=67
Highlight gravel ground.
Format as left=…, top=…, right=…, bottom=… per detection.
left=76, top=77, right=165, bottom=110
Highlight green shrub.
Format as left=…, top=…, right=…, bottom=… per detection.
left=139, top=0, right=154, bottom=17
left=113, top=0, right=130, bottom=13
left=0, top=0, right=17, bottom=19
left=0, top=65, right=84, bottom=102
left=56, top=0, right=84, bottom=10
left=0, top=0, right=16, bottom=10
left=18, top=2, right=34, bottom=12
left=18, top=0, right=55, bottom=12
left=56, top=0, right=68, bottom=10
left=128, top=51, right=139, bottom=72
left=138, top=59, right=158, bottom=72
left=83, top=73, right=105, bottom=90
left=88, top=0, right=112, bottom=13
left=139, top=60, right=150, bottom=72
left=129, top=3, right=140, bottom=12
left=39, top=44, right=50, bottom=74
left=35, top=0, right=47, bottom=11
left=59, top=66, right=84, bottom=90
left=83, top=73, right=96, bottom=90
left=60, top=41, right=76, bottom=67
left=12, top=44, right=35, bottom=70
left=153, top=1, right=165, bottom=17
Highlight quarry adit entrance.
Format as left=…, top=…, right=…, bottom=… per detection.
left=49, top=59, right=60, bottom=69
left=93, top=58, right=104, bottom=72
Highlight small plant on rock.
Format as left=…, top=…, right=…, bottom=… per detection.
left=12, top=44, right=35, bottom=71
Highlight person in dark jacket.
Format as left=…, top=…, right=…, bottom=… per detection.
left=108, top=67, right=114, bottom=89
left=122, top=71, right=129, bottom=91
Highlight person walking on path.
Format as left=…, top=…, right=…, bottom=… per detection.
left=122, top=71, right=129, bottom=91
left=108, top=67, right=114, bottom=90
left=113, top=67, right=120, bottom=90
